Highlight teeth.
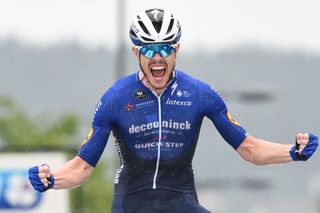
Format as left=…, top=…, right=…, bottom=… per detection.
left=151, top=66, right=165, bottom=70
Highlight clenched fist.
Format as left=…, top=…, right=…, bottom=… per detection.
left=290, top=133, right=318, bottom=161
left=28, top=164, right=55, bottom=192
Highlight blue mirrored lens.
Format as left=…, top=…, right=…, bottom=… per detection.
left=139, top=44, right=175, bottom=59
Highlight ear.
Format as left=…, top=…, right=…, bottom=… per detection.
left=174, top=43, right=180, bottom=57
left=132, top=47, right=139, bottom=60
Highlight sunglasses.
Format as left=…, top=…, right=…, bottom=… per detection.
left=137, top=43, right=177, bottom=59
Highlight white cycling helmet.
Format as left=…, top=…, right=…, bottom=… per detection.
left=129, top=8, right=182, bottom=46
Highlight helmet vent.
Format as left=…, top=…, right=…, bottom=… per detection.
left=152, top=21, right=162, bottom=33
left=141, top=36, right=155, bottom=42
left=129, top=9, right=181, bottom=45
left=163, top=34, right=175, bottom=41
left=166, top=18, right=174, bottom=34
left=129, top=29, right=138, bottom=38
left=138, top=21, right=151, bottom=36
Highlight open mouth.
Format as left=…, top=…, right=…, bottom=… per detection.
left=150, top=65, right=166, bottom=78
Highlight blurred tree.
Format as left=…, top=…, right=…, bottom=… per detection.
left=0, top=95, right=113, bottom=213
left=70, top=162, right=114, bottom=213
left=0, top=95, right=78, bottom=151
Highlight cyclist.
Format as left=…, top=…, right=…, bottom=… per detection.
left=28, top=8, right=318, bottom=213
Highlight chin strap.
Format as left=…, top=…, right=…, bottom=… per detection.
left=138, top=53, right=152, bottom=87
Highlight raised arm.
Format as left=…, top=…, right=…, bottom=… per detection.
left=51, top=156, right=94, bottom=189
left=200, top=85, right=318, bottom=165
left=237, top=133, right=318, bottom=165
left=28, top=156, right=94, bottom=192
left=236, top=135, right=292, bottom=165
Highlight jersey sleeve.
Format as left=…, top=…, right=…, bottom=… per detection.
left=200, top=85, right=248, bottom=149
left=77, top=89, right=116, bottom=167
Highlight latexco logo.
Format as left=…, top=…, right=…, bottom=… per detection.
left=166, top=98, right=192, bottom=106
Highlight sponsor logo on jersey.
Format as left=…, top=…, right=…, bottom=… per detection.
left=176, top=90, right=183, bottom=97
left=171, top=81, right=178, bottom=96
left=114, top=139, right=124, bottom=184
left=83, top=127, right=94, bottom=145
left=134, top=89, right=148, bottom=99
left=176, top=90, right=191, bottom=98
left=210, top=86, right=222, bottom=98
left=166, top=98, right=192, bottom=106
left=125, top=103, right=135, bottom=112
left=129, top=120, right=191, bottom=134
left=134, top=142, right=184, bottom=149
left=135, top=100, right=155, bottom=108
left=92, top=100, right=102, bottom=121
left=227, top=111, right=241, bottom=126
left=170, top=81, right=191, bottom=98
left=114, top=164, right=124, bottom=184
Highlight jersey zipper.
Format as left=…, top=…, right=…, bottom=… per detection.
left=143, top=74, right=175, bottom=189
left=152, top=92, right=164, bottom=189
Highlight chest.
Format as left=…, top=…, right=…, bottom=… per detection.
left=115, top=87, right=200, bottom=131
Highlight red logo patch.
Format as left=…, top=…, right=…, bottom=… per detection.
left=125, top=103, right=135, bottom=112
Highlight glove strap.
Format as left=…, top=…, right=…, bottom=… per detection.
left=294, top=150, right=307, bottom=161
left=47, top=176, right=54, bottom=189
left=294, top=139, right=307, bottom=161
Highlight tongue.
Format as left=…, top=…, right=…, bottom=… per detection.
left=151, top=69, right=165, bottom=77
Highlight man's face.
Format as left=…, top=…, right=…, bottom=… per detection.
left=133, top=44, right=180, bottom=93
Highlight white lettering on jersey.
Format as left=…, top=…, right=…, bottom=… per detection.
left=171, top=81, right=178, bottom=96
left=166, top=98, right=192, bottom=106
left=129, top=120, right=191, bottom=134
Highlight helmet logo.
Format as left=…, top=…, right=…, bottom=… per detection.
left=131, top=23, right=139, bottom=34
left=151, top=9, right=160, bottom=20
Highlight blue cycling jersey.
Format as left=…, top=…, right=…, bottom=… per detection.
left=78, top=70, right=248, bottom=198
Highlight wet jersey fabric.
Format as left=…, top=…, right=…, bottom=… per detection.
left=78, top=70, right=248, bottom=212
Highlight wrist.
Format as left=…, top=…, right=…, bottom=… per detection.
left=290, top=145, right=307, bottom=161
left=42, top=175, right=55, bottom=192
left=47, top=175, right=55, bottom=189
left=289, top=145, right=298, bottom=161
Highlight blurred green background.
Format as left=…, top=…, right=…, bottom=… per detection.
left=0, top=96, right=113, bottom=212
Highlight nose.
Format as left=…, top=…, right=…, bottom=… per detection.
left=152, top=52, right=163, bottom=60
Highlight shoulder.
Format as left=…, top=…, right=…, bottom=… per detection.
left=175, top=70, right=226, bottom=114
left=176, top=70, right=222, bottom=99
left=100, top=72, right=138, bottom=100
left=175, top=70, right=204, bottom=86
left=109, top=72, right=138, bottom=92
left=176, top=70, right=216, bottom=91
left=93, top=72, right=138, bottom=121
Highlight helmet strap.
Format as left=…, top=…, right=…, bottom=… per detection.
left=138, top=53, right=147, bottom=77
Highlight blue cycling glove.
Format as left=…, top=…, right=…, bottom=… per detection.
left=290, top=133, right=318, bottom=161
left=28, top=166, right=55, bottom=192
